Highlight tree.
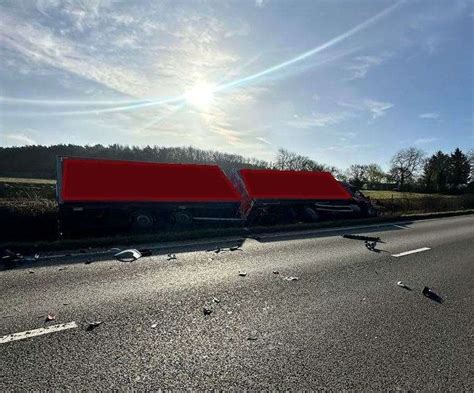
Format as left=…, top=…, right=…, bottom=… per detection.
left=346, top=164, right=368, bottom=189
left=366, top=163, right=386, bottom=185
left=447, top=148, right=470, bottom=191
left=274, top=148, right=326, bottom=171
left=422, top=151, right=450, bottom=193
left=389, top=147, right=425, bottom=190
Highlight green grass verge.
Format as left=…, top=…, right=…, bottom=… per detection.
left=364, top=190, right=457, bottom=199
left=0, top=177, right=56, bottom=184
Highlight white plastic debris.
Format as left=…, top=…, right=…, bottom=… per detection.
left=151, top=323, right=158, bottom=329
left=283, top=276, right=299, bottom=281
left=167, top=254, right=177, bottom=261
left=114, top=249, right=142, bottom=262
left=239, top=271, right=247, bottom=277
left=397, top=281, right=411, bottom=290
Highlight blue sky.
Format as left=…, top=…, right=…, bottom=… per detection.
left=0, top=0, right=472, bottom=170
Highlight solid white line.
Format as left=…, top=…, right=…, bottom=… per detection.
left=391, top=247, right=431, bottom=258
left=392, top=224, right=406, bottom=229
left=0, top=322, right=78, bottom=344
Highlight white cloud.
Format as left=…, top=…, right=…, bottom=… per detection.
left=414, top=137, right=440, bottom=145
left=255, top=0, right=270, bottom=8
left=345, top=55, right=383, bottom=80
left=288, top=112, right=350, bottom=129
left=419, top=112, right=440, bottom=119
left=3, top=133, right=37, bottom=145
left=364, top=99, right=394, bottom=119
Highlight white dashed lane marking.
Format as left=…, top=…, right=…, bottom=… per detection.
left=0, top=322, right=78, bottom=344
left=391, top=247, right=431, bottom=258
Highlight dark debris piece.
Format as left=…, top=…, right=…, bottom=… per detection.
left=86, top=321, right=103, bottom=331
left=45, top=313, right=56, bottom=323
left=422, top=287, right=444, bottom=303
left=167, top=254, right=177, bottom=261
left=273, top=270, right=280, bottom=275
left=343, top=234, right=382, bottom=242
left=203, top=307, right=213, bottom=315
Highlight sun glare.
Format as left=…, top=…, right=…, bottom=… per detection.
left=184, top=82, right=216, bottom=108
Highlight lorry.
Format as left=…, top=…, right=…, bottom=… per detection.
left=56, top=157, right=376, bottom=235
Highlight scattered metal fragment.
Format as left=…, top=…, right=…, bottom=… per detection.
left=283, top=276, right=299, bottom=281
left=167, top=254, right=177, bottom=261
left=86, top=321, right=103, bottom=331
left=422, top=287, right=444, bottom=303
left=212, top=297, right=220, bottom=304
left=397, top=281, right=412, bottom=290
left=247, top=336, right=258, bottom=341
left=272, top=270, right=280, bottom=275
left=151, top=323, right=158, bottom=329
left=114, top=249, right=142, bottom=262
left=203, top=307, right=213, bottom=315
left=365, top=241, right=378, bottom=251
left=45, top=313, right=56, bottom=323
left=28, top=270, right=34, bottom=274
left=239, top=271, right=247, bottom=277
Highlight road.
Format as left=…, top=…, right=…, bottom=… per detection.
left=1, top=215, right=473, bottom=390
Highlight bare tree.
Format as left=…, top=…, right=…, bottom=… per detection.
left=366, top=163, right=386, bottom=184
left=275, top=148, right=325, bottom=171
left=346, top=164, right=369, bottom=189
left=389, top=147, right=425, bottom=190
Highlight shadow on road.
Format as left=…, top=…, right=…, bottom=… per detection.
left=1, top=220, right=414, bottom=271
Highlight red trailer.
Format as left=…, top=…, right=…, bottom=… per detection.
left=57, top=157, right=242, bottom=234
left=231, top=169, right=369, bottom=224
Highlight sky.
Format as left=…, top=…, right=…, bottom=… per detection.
left=0, top=0, right=473, bottom=170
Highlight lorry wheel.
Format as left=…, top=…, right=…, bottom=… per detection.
left=303, top=207, right=320, bottom=223
left=130, top=211, right=154, bottom=231
left=174, top=211, right=193, bottom=227
left=366, top=207, right=377, bottom=217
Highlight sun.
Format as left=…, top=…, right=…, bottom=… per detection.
left=184, top=81, right=216, bottom=108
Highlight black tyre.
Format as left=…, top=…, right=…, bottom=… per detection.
left=174, top=211, right=193, bottom=227
left=130, top=211, right=154, bottom=231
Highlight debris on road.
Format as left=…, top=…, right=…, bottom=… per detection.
left=114, top=249, right=142, bottom=262
left=151, top=323, right=158, bottom=329
left=365, top=241, right=378, bottom=251
left=203, top=307, right=213, bottom=315
left=397, top=281, right=412, bottom=290
left=343, top=234, right=382, bottom=242
left=212, top=297, right=220, bottom=304
left=229, top=246, right=243, bottom=252
left=422, top=287, right=444, bottom=303
left=247, top=336, right=258, bottom=341
left=272, top=270, right=280, bottom=275
left=167, top=254, right=177, bottom=261
left=283, top=276, right=299, bottom=281
left=86, top=321, right=103, bottom=331
left=239, top=271, right=247, bottom=277
left=45, top=313, right=56, bottom=323
left=28, top=270, right=34, bottom=274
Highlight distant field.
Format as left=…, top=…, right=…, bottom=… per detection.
left=0, top=177, right=56, bottom=184
left=364, top=190, right=456, bottom=199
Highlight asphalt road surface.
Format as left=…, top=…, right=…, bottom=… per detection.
left=1, top=215, right=473, bottom=390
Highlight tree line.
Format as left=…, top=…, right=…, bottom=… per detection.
left=0, top=144, right=472, bottom=194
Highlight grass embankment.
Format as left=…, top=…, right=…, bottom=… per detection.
left=1, top=178, right=473, bottom=247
